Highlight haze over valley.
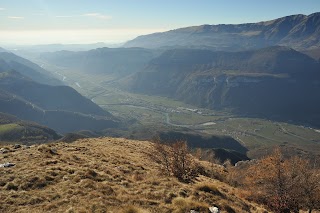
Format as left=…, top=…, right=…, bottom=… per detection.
left=1, top=1, right=320, bottom=212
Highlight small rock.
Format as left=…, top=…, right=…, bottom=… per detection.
left=0, top=162, right=15, bottom=168
left=0, top=148, right=9, bottom=154
left=22, top=145, right=31, bottom=149
left=14, top=144, right=21, bottom=149
left=209, top=206, right=220, bottom=213
left=190, top=210, right=199, bottom=213
left=49, top=148, right=58, bottom=155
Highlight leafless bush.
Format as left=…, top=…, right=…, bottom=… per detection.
left=243, top=148, right=320, bottom=213
left=149, top=139, right=201, bottom=182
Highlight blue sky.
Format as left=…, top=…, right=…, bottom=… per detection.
left=0, top=0, right=319, bottom=44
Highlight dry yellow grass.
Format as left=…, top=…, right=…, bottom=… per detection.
left=0, top=137, right=268, bottom=212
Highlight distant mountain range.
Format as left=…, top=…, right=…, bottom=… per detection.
left=39, top=47, right=157, bottom=78
left=5, top=42, right=123, bottom=53
left=124, top=12, right=320, bottom=50
left=10, top=12, right=320, bottom=129
left=0, top=50, right=119, bottom=133
left=122, top=46, right=320, bottom=126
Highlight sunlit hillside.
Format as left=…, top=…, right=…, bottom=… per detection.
left=0, top=138, right=268, bottom=213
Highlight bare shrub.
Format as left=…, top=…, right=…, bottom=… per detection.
left=243, top=148, right=320, bottom=213
left=149, top=139, right=201, bottom=182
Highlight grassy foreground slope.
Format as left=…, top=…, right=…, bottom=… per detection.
left=0, top=138, right=267, bottom=213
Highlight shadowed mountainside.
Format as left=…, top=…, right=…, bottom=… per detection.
left=0, top=71, right=119, bottom=133
left=0, top=51, right=62, bottom=85
left=157, top=131, right=250, bottom=164
left=158, top=131, right=248, bottom=154
left=122, top=46, right=320, bottom=127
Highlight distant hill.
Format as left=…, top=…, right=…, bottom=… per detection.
left=0, top=51, right=61, bottom=85
left=7, top=42, right=122, bottom=53
left=0, top=71, right=119, bottom=133
left=0, top=112, right=60, bottom=143
left=157, top=131, right=250, bottom=164
left=122, top=46, right=320, bottom=126
left=158, top=131, right=248, bottom=154
left=39, top=47, right=157, bottom=78
left=0, top=71, right=108, bottom=115
left=124, top=12, right=320, bottom=50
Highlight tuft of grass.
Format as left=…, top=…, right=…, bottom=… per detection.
left=131, top=171, right=145, bottom=181
left=120, top=206, right=145, bottom=213
left=224, top=205, right=237, bottom=213
left=195, top=182, right=224, bottom=197
left=164, top=192, right=177, bottom=204
left=20, top=176, right=49, bottom=190
left=6, top=182, right=18, bottom=191
left=172, top=197, right=209, bottom=213
left=37, top=144, right=58, bottom=156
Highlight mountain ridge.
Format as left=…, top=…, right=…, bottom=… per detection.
left=0, top=71, right=119, bottom=133
left=0, top=51, right=62, bottom=86
left=124, top=12, right=320, bottom=50
left=39, top=47, right=156, bottom=78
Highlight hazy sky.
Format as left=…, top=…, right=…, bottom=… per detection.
left=0, top=0, right=319, bottom=45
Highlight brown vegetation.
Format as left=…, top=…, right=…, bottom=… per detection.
left=0, top=137, right=267, bottom=212
left=228, top=148, right=320, bottom=213
left=149, top=140, right=202, bottom=182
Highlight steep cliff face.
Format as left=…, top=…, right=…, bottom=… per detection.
left=176, top=74, right=267, bottom=109
left=177, top=74, right=320, bottom=118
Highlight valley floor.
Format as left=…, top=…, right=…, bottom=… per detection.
left=29, top=61, right=320, bottom=160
